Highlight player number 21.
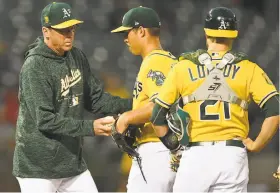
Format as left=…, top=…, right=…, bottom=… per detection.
left=199, top=100, right=230, bottom=120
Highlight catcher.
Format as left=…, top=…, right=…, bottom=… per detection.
left=110, top=6, right=185, bottom=192
left=151, top=7, right=279, bottom=192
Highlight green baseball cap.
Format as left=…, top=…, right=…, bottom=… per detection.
left=111, top=6, right=161, bottom=33
left=41, top=2, right=83, bottom=29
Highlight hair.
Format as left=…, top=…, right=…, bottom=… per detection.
left=147, top=28, right=160, bottom=36
left=206, top=36, right=234, bottom=44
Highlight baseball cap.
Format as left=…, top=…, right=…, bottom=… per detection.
left=41, top=2, right=83, bottom=29
left=111, top=6, right=161, bottom=33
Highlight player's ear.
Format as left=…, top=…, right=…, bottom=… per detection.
left=138, top=26, right=145, bottom=38
left=42, top=27, right=51, bottom=40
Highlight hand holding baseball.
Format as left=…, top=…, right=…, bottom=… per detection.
left=93, top=116, right=115, bottom=136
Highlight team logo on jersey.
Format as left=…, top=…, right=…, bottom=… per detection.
left=147, top=70, right=166, bottom=86
left=70, top=96, right=79, bottom=107
left=61, top=69, right=81, bottom=97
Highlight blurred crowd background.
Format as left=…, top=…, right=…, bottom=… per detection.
left=0, top=0, right=279, bottom=192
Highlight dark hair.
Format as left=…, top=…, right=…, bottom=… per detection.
left=147, top=28, right=160, bottom=36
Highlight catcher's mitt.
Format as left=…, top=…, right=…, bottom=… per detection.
left=111, top=119, right=139, bottom=158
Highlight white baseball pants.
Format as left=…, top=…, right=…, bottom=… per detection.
left=16, top=169, right=98, bottom=193
left=127, top=142, right=176, bottom=192
left=173, top=144, right=249, bottom=192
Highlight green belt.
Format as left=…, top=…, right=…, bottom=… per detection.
left=188, top=140, right=245, bottom=148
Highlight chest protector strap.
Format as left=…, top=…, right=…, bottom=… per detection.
left=182, top=53, right=249, bottom=110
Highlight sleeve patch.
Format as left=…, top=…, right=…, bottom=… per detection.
left=147, top=70, right=166, bottom=86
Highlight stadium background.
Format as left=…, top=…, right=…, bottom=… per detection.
left=0, top=0, right=278, bottom=191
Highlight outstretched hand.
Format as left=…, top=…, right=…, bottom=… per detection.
left=93, top=116, right=115, bottom=136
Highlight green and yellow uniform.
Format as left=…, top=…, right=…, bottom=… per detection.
left=133, top=50, right=177, bottom=144
left=156, top=50, right=278, bottom=142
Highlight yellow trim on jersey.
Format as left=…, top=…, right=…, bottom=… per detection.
left=204, top=28, right=238, bottom=38
left=150, top=93, right=158, bottom=101
left=259, top=91, right=279, bottom=108
left=155, top=98, right=171, bottom=109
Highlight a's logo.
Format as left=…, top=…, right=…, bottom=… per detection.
left=208, top=83, right=221, bottom=91
left=70, top=96, right=79, bottom=107
left=61, top=69, right=81, bottom=97
left=62, top=8, right=71, bottom=18
left=218, top=19, right=227, bottom=30
left=44, top=16, right=49, bottom=24
left=147, top=70, right=166, bottom=86
left=135, top=21, right=139, bottom=26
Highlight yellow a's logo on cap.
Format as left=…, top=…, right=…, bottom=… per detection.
left=44, top=16, right=49, bottom=24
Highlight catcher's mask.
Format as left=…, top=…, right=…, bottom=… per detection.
left=166, top=98, right=190, bottom=145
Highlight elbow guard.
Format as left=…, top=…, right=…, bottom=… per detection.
left=151, top=103, right=169, bottom=126
left=159, top=129, right=180, bottom=151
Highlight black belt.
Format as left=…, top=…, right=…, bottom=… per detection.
left=187, top=140, right=245, bottom=148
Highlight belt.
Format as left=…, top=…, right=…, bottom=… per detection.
left=187, top=139, right=245, bottom=148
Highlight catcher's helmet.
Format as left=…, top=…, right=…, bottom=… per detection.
left=204, top=7, right=238, bottom=38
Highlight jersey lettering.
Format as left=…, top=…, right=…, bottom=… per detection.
left=156, top=51, right=278, bottom=141
left=188, top=64, right=240, bottom=81
left=199, top=100, right=231, bottom=120
left=133, top=81, right=143, bottom=99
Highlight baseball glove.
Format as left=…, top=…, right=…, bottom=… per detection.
left=111, top=118, right=139, bottom=158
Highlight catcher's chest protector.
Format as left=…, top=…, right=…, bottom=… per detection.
left=182, top=52, right=248, bottom=110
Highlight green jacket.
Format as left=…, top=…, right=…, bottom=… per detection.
left=13, top=37, right=132, bottom=178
